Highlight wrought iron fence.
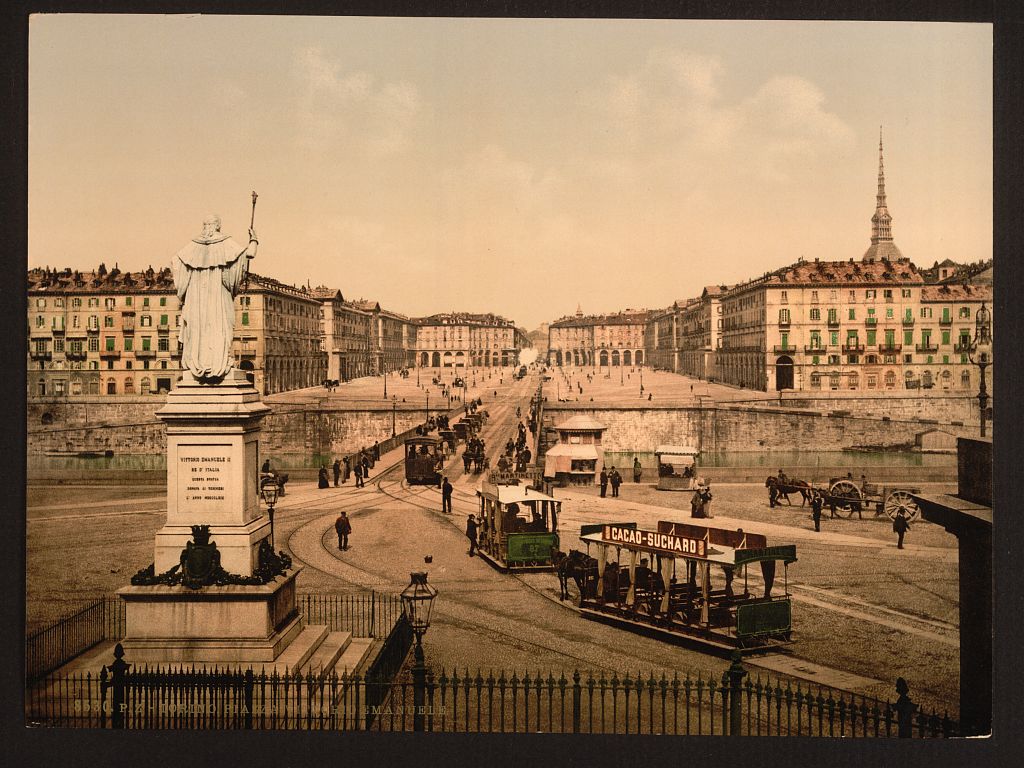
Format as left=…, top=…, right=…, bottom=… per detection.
left=26, top=598, right=125, bottom=680
left=26, top=647, right=957, bottom=736
left=297, top=593, right=403, bottom=638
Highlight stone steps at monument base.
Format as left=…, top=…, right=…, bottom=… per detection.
left=268, top=624, right=329, bottom=675
left=298, top=631, right=352, bottom=676
left=331, top=637, right=375, bottom=676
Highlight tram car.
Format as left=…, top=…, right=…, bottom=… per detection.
left=476, top=475, right=561, bottom=572
left=655, top=445, right=700, bottom=491
left=574, top=520, right=796, bottom=652
left=404, top=436, right=444, bottom=485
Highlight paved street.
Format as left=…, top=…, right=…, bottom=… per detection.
left=25, top=370, right=961, bottom=714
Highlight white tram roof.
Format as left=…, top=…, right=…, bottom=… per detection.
left=480, top=483, right=559, bottom=505
left=655, top=445, right=699, bottom=457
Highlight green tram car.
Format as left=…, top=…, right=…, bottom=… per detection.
left=476, top=476, right=561, bottom=572
left=576, top=520, right=796, bottom=652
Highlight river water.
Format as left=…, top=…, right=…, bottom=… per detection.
left=34, top=449, right=955, bottom=473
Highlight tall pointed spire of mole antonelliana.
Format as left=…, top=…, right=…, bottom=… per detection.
left=862, top=126, right=904, bottom=262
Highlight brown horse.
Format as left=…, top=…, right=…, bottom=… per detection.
left=765, top=476, right=813, bottom=506
left=551, top=548, right=597, bottom=601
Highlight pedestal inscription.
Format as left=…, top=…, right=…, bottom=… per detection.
left=178, top=446, right=231, bottom=515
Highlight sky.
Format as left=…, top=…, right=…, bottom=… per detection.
left=28, top=16, right=992, bottom=330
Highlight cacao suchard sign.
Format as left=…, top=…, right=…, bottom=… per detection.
left=602, top=524, right=707, bottom=557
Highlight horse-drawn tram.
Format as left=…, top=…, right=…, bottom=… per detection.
left=575, top=521, right=796, bottom=653
left=404, top=436, right=445, bottom=485
left=476, top=473, right=561, bottom=573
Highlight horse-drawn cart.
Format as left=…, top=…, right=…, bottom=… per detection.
left=824, top=477, right=921, bottom=520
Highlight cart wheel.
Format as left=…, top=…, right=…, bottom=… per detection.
left=828, top=480, right=862, bottom=518
left=884, top=490, right=920, bottom=522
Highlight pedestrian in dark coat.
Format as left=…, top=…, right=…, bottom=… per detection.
left=466, top=514, right=479, bottom=556
left=318, top=465, right=330, bottom=489
left=609, top=468, right=622, bottom=498
left=361, top=454, right=370, bottom=479
left=811, top=493, right=823, bottom=532
left=373, top=442, right=380, bottom=461
left=343, top=456, right=351, bottom=483
left=335, top=512, right=351, bottom=550
left=441, top=477, right=453, bottom=514
left=893, top=511, right=910, bottom=549
left=633, top=457, right=642, bottom=483
left=354, top=461, right=365, bottom=488
left=332, top=459, right=341, bottom=487
left=599, top=469, right=609, bottom=498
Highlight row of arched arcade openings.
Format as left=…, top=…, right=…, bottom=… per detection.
left=548, top=349, right=645, bottom=367
left=774, top=355, right=977, bottom=392
left=418, top=351, right=515, bottom=368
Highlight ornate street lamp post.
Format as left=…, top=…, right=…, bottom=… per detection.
left=425, top=391, right=430, bottom=426
left=968, top=302, right=993, bottom=437
left=383, top=366, right=388, bottom=399
left=400, top=572, right=438, bottom=732
left=259, top=476, right=280, bottom=550
left=391, top=394, right=398, bottom=438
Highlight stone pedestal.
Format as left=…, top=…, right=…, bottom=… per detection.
left=117, top=569, right=303, bottom=663
left=154, top=370, right=270, bottom=575
left=118, top=369, right=305, bottom=665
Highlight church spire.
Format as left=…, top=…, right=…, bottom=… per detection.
left=862, top=126, right=903, bottom=262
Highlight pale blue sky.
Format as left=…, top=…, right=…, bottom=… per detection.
left=28, top=16, right=992, bottom=329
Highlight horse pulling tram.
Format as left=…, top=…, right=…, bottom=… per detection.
left=404, top=436, right=444, bottom=485
left=566, top=521, right=796, bottom=652
left=476, top=472, right=561, bottom=572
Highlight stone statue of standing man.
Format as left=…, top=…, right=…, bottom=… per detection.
left=172, top=214, right=258, bottom=381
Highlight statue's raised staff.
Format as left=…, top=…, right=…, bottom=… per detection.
left=172, top=193, right=258, bottom=381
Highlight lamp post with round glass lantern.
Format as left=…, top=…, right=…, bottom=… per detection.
left=400, top=571, right=438, bottom=732
left=967, top=302, right=993, bottom=437
left=259, top=476, right=280, bottom=550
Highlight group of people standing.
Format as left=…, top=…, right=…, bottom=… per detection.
left=319, top=443, right=381, bottom=490
left=599, top=466, right=623, bottom=498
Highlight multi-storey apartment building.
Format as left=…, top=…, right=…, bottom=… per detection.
left=548, top=308, right=651, bottom=367
left=27, top=265, right=327, bottom=398
left=645, top=288, right=726, bottom=379
left=221, top=273, right=326, bottom=395
left=414, top=313, right=526, bottom=368
left=28, top=265, right=181, bottom=397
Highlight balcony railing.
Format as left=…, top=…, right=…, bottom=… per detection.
left=121, top=322, right=135, bottom=333
left=99, top=349, right=121, bottom=359
left=939, top=317, right=953, bottom=326
left=29, top=350, right=52, bottom=361
left=916, top=343, right=939, bottom=354
left=826, top=317, right=840, bottom=327
left=878, top=344, right=902, bottom=354
left=134, top=348, right=156, bottom=359
left=773, top=345, right=797, bottom=353
left=864, top=318, right=878, bottom=326
left=86, top=325, right=100, bottom=334
left=777, top=317, right=790, bottom=328
left=65, top=349, right=88, bottom=361
left=842, top=343, right=865, bottom=354
left=902, top=316, right=915, bottom=326
left=804, top=344, right=826, bottom=354
left=954, top=342, right=972, bottom=354
left=157, top=323, right=170, bottom=332
left=51, top=325, right=65, bottom=335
